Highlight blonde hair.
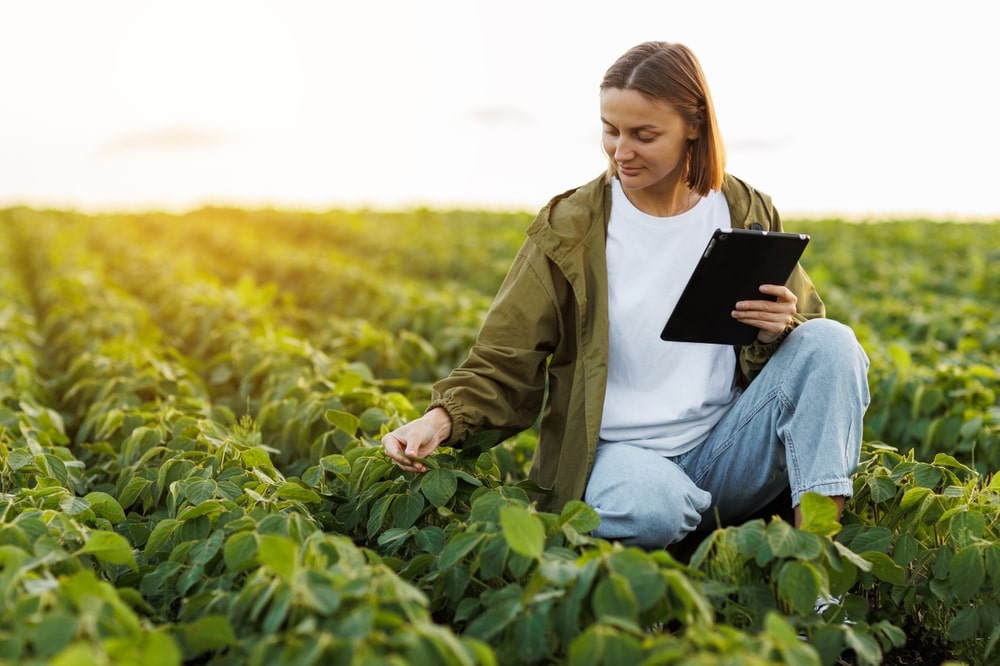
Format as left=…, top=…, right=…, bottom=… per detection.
left=600, top=42, right=725, bottom=195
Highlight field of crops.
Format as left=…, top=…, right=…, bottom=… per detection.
left=1, top=205, right=998, bottom=665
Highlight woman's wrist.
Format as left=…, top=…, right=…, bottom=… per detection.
left=426, top=406, right=453, bottom=442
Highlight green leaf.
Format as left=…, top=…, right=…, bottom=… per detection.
left=848, top=526, right=893, bottom=553
left=499, top=505, right=545, bottom=560
left=767, top=520, right=821, bottom=560
left=366, top=495, right=391, bottom=539
left=181, top=478, right=216, bottom=505
left=949, top=510, right=986, bottom=548
left=461, top=429, right=503, bottom=453
left=568, top=625, right=604, bottom=666
left=415, top=525, right=445, bottom=554
left=912, top=463, right=943, bottom=489
left=189, top=530, right=224, bottom=566
left=985, top=543, right=1000, bottom=586
left=591, top=574, right=639, bottom=628
left=887, top=343, right=911, bottom=371
left=452, top=469, right=483, bottom=488
left=176, top=499, right=226, bottom=521
left=465, top=585, right=522, bottom=640
left=477, top=534, right=510, bottom=581
left=439, top=531, right=485, bottom=570
left=325, top=409, right=360, bottom=433
left=224, top=531, right=258, bottom=572
left=960, top=417, right=984, bottom=440
left=30, top=612, right=77, bottom=658
left=319, top=454, right=351, bottom=475
left=145, top=519, right=181, bottom=556
left=513, top=610, right=550, bottom=664
left=866, top=475, right=898, bottom=503
left=359, top=407, right=390, bottom=434
left=778, top=560, right=821, bottom=615
left=258, top=534, right=297, bottom=580
left=59, top=496, right=90, bottom=516
left=538, top=557, right=579, bottom=588
left=78, top=531, right=137, bottom=570
left=844, top=626, right=883, bottom=665
left=84, top=492, right=126, bottom=524
left=118, top=476, right=151, bottom=509
left=177, top=563, right=204, bottom=596
left=433, top=565, right=470, bottom=606
left=241, top=447, right=277, bottom=473
left=390, top=492, right=426, bottom=529
left=262, top=583, right=292, bottom=634
left=732, top=519, right=767, bottom=558
left=183, top=615, right=237, bottom=654
left=899, top=486, right=932, bottom=512
left=299, top=570, right=341, bottom=614
left=892, top=533, right=919, bottom=566
left=861, top=551, right=906, bottom=586
left=559, top=500, right=601, bottom=533
left=376, top=527, right=413, bottom=552
left=948, top=606, right=980, bottom=642
left=507, top=551, right=533, bottom=578
left=6, top=448, right=34, bottom=472
left=606, top=549, right=665, bottom=611
left=275, top=481, right=322, bottom=504
left=798, top=492, right=841, bottom=537
left=420, top=468, right=458, bottom=507
left=950, top=545, right=986, bottom=603
left=469, top=489, right=509, bottom=523
left=50, top=644, right=106, bottom=666
left=602, top=631, right=643, bottom=665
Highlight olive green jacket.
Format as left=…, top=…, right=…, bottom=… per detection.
left=428, top=173, right=824, bottom=512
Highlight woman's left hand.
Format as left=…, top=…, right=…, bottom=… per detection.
left=732, top=284, right=797, bottom=344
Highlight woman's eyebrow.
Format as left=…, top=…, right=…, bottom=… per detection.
left=600, top=117, right=659, bottom=131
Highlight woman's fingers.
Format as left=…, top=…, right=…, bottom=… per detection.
left=382, top=432, right=428, bottom=473
left=733, top=285, right=798, bottom=342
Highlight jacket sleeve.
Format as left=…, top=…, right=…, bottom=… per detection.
left=737, top=208, right=825, bottom=383
left=427, top=239, right=560, bottom=448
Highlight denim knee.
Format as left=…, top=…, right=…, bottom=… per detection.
left=586, top=443, right=712, bottom=549
left=590, top=483, right=711, bottom=549
left=788, top=319, right=869, bottom=369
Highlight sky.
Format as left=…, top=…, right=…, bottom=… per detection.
left=1, top=0, right=998, bottom=219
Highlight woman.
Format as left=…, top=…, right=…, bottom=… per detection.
left=382, top=41, right=870, bottom=550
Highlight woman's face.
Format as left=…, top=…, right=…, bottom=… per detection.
left=600, top=87, right=698, bottom=197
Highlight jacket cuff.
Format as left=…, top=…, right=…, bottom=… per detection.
left=740, top=318, right=801, bottom=381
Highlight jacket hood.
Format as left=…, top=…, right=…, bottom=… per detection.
left=526, top=173, right=610, bottom=264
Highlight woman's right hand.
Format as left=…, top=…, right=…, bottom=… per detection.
left=381, top=407, right=453, bottom=473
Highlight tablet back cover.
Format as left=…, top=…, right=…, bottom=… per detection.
left=659, top=228, right=809, bottom=345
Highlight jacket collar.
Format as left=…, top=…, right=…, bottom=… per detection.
left=528, top=171, right=763, bottom=257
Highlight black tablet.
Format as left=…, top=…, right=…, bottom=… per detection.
left=659, top=228, right=810, bottom=346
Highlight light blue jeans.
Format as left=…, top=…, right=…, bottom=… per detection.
left=585, top=319, right=870, bottom=550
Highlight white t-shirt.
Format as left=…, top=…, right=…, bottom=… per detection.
left=599, top=177, right=740, bottom=456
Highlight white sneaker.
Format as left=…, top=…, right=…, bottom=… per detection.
left=813, top=594, right=841, bottom=615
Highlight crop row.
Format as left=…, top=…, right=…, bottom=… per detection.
left=1, top=207, right=999, bottom=664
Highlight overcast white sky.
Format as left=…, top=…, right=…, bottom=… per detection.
left=1, top=0, right=997, bottom=218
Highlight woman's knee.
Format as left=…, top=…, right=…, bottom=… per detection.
left=591, top=484, right=711, bottom=549
left=585, top=443, right=712, bottom=549
left=787, top=319, right=869, bottom=369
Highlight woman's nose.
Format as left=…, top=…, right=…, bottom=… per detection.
left=613, top=138, right=633, bottom=161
